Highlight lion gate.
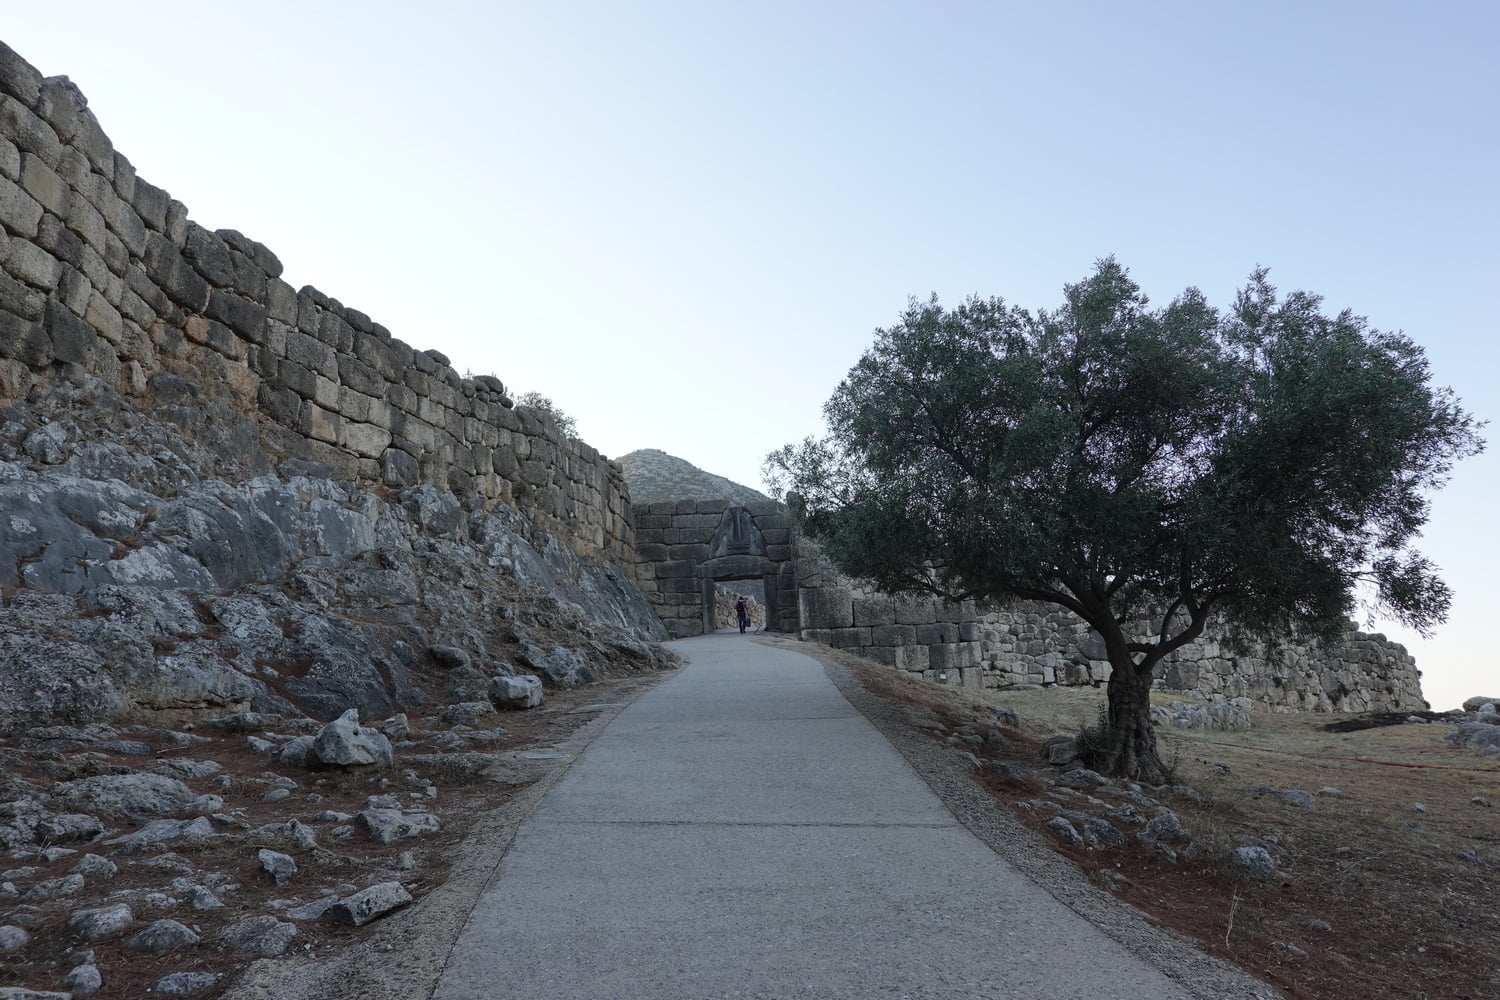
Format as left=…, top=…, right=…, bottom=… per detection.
left=631, top=501, right=799, bottom=637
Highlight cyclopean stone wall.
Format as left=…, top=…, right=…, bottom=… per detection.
left=794, top=540, right=1427, bottom=713
left=0, top=44, right=631, bottom=562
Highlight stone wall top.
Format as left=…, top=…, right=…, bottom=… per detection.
left=0, top=42, right=632, bottom=562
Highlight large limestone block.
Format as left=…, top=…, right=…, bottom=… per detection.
left=800, top=586, right=853, bottom=630
left=342, top=421, right=391, bottom=459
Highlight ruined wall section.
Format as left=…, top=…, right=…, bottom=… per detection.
left=794, top=538, right=1426, bottom=713
left=0, top=45, right=630, bottom=561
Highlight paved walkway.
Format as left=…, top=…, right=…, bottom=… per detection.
left=434, top=632, right=1194, bottom=999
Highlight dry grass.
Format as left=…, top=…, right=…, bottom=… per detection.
left=833, top=658, right=1500, bottom=1000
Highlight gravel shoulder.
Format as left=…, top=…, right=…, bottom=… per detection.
left=222, top=671, right=672, bottom=1000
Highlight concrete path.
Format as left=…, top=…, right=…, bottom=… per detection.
left=434, top=632, right=1195, bottom=999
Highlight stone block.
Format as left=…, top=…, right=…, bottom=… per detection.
left=799, top=586, right=853, bottom=630
left=0, top=173, right=43, bottom=237
left=67, top=196, right=107, bottom=254
left=856, top=646, right=898, bottom=667
left=0, top=136, right=17, bottom=181
left=44, top=297, right=96, bottom=364
left=894, top=601, right=938, bottom=626
left=342, top=421, right=392, bottom=459
left=894, top=645, right=929, bottom=671
left=132, top=178, right=169, bottom=232
left=0, top=41, right=44, bottom=107
left=915, top=623, right=960, bottom=645
left=299, top=402, right=342, bottom=444
left=2, top=233, right=59, bottom=290
left=852, top=596, right=895, bottom=627
left=871, top=623, right=916, bottom=646
left=182, top=224, right=235, bottom=287
left=828, top=627, right=872, bottom=649
left=0, top=94, right=61, bottom=167
left=111, top=199, right=147, bottom=258
left=143, top=232, right=208, bottom=310
left=668, top=543, right=710, bottom=562
left=83, top=290, right=122, bottom=343
left=285, top=328, right=337, bottom=378
left=206, top=288, right=267, bottom=342
left=759, top=527, right=790, bottom=545
left=765, top=544, right=792, bottom=562
left=655, top=559, right=697, bottom=579
left=19, top=153, right=67, bottom=215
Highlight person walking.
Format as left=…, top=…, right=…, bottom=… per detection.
left=734, top=595, right=749, bottom=633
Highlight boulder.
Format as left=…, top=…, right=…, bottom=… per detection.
left=326, top=881, right=413, bottom=926
left=1462, top=696, right=1500, bottom=713
left=0, top=924, right=29, bottom=952
left=308, top=709, right=394, bottom=769
left=1040, top=735, right=1079, bottom=766
left=104, top=816, right=215, bottom=852
left=49, top=773, right=193, bottom=818
left=154, top=972, right=219, bottom=995
left=62, top=963, right=102, bottom=995
left=489, top=673, right=543, bottom=710
left=358, top=808, right=440, bottom=844
left=1228, top=845, right=1277, bottom=878
left=220, top=915, right=297, bottom=957
left=1140, top=809, right=1191, bottom=845
left=127, top=918, right=201, bottom=953
left=1045, top=816, right=1084, bottom=847
left=257, top=848, right=297, bottom=886
left=66, top=903, right=133, bottom=941
left=517, top=640, right=595, bottom=688
left=441, top=701, right=495, bottom=726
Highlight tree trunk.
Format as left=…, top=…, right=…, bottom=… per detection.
left=1089, top=657, right=1170, bottom=785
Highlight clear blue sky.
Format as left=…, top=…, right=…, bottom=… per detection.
left=6, top=2, right=1495, bottom=709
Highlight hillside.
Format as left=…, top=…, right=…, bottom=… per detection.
left=615, top=448, right=770, bottom=506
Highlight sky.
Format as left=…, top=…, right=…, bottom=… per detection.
left=5, top=2, right=1495, bottom=709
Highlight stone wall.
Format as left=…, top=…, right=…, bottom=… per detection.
left=0, top=44, right=631, bottom=562
left=793, top=540, right=1426, bottom=713
left=634, top=501, right=797, bottom=636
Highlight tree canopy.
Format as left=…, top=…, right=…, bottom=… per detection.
left=766, top=259, right=1483, bottom=780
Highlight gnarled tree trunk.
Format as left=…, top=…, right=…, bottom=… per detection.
left=1088, top=657, right=1169, bottom=785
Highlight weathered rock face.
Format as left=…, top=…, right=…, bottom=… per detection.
left=0, top=379, right=673, bottom=735
left=0, top=39, right=676, bottom=737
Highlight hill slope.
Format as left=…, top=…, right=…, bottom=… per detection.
left=616, top=449, right=770, bottom=506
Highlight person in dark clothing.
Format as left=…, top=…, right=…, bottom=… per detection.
left=735, top=595, right=749, bottom=633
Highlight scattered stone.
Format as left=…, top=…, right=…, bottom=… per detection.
left=1057, top=768, right=1112, bottom=790
left=1413, top=802, right=1426, bottom=813
left=1472, top=796, right=1492, bottom=808
left=104, top=816, right=215, bottom=851
left=285, top=896, right=342, bottom=920
left=308, top=709, right=394, bottom=770
left=127, top=918, right=201, bottom=953
left=62, top=963, right=102, bottom=995
left=66, top=902, right=133, bottom=941
left=365, top=794, right=402, bottom=810
left=0, top=989, right=70, bottom=1000
left=1273, top=941, right=1307, bottom=959
left=274, top=735, right=316, bottom=768
left=488, top=673, right=543, bottom=710
left=1081, top=817, right=1125, bottom=849
left=991, top=705, right=1020, bottom=728
left=1040, top=735, right=1080, bottom=766
left=252, top=818, right=318, bottom=850
left=442, top=701, right=495, bottom=726
left=1316, top=787, right=1343, bottom=797
left=1140, top=809, right=1191, bottom=845
left=39, top=846, right=77, bottom=862
left=327, top=881, right=414, bottom=926
left=183, top=884, right=223, bottom=910
left=1105, top=803, right=1146, bottom=826
left=358, top=808, right=441, bottom=844
left=185, top=794, right=223, bottom=815
left=50, top=773, right=193, bottom=818
left=258, top=848, right=297, bottom=886
left=1300, top=917, right=1334, bottom=934
left=1151, top=697, right=1253, bottom=731
left=220, top=915, right=298, bottom=957
left=1045, top=816, right=1084, bottom=847
left=1246, top=786, right=1315, bottom=809
left=1227, top=846, right=1277, bottom=878
left=263, top=787, right=291, bottom=802
left=23, top=874, right=85, bottom=900
left=313, top=810, right=353, bottom=823
left=154, top=972, right=218, bottom=995
left=376, top=714, right=410, bottom=740
left=985, top=761, right=1034, bottom=788
left=395, top=850, right=416, bottom=870
left=1462, top=696, right=1500, bottom=713
left=0, top=924, right=29, bottom=952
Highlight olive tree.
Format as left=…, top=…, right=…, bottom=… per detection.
left=766, top=259, right=1482, bottom=783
